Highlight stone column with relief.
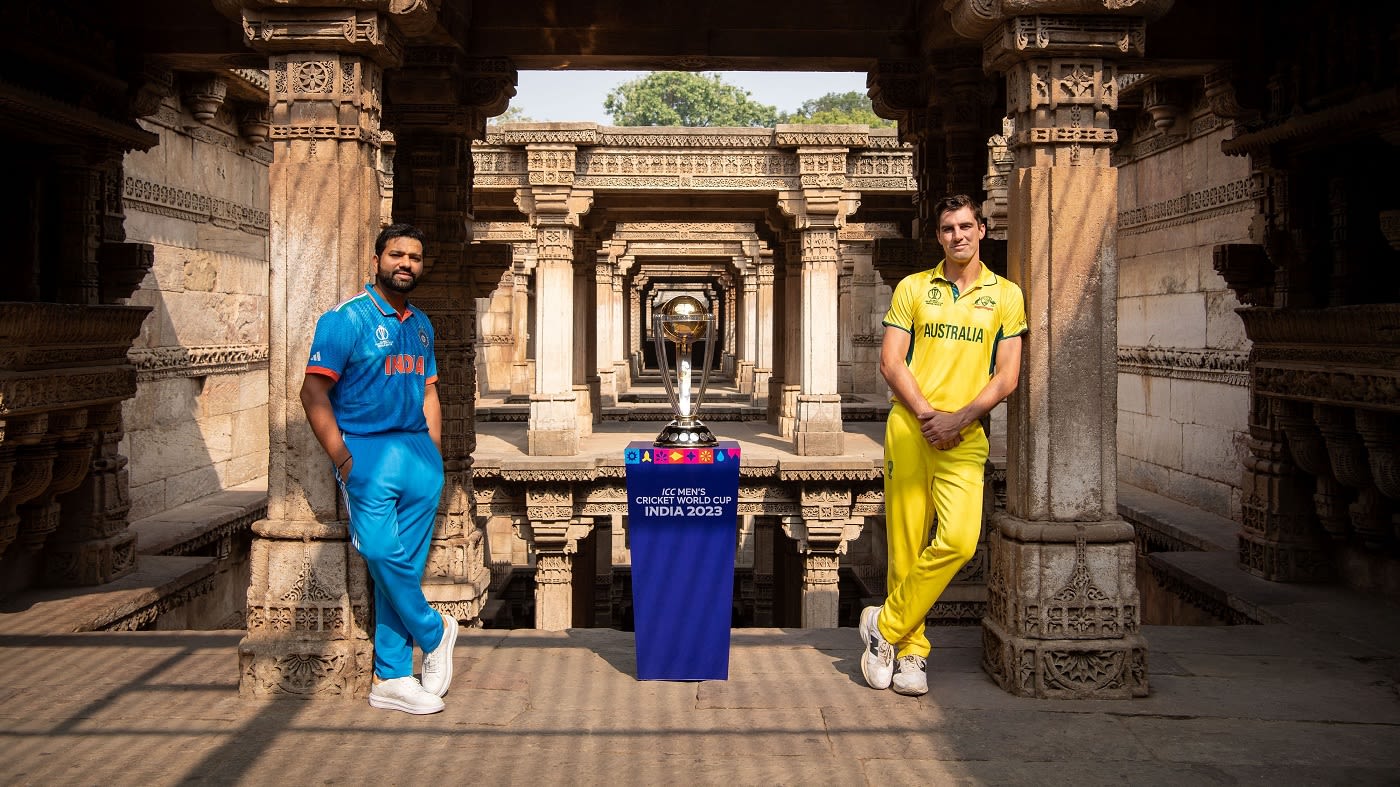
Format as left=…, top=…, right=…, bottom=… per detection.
left=385, top=50, right=517, bottom=630
left=751, top=250, right=775, bottom=407
left=593, top=250, right=620, bottom=408
left=775, top=136, right=862, bottom=456
left=944, top=1, right=1175, bottom=699
left=610, top=258, right=632, bottom=394
left=509, top=244, right=536, bottom=398
left=780, top=485, right=864, bottom=628
left=736, top=261, right=758, bottom=395
left=514, top=484, right=591, bottom=631
left=515, top=146, right=592, bottom=456
left=226, top=2, right=432, bottom=699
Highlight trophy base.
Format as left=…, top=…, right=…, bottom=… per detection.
left=654, top=419, right=718, bottom=448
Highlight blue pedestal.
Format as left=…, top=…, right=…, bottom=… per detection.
left=625, top=440, right=741, bottom=681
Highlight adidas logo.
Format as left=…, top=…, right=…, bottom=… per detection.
left=310, top=352, right=321, bottom=362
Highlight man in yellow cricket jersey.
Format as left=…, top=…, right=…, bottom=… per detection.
left=860, top=194, right=1027, bottom=696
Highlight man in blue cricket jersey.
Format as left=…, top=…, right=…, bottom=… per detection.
left=300, top=223, right=458, bottom=715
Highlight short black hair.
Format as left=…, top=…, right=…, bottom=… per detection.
left=932, top=194, right=985, bottom=227
left=375, top=223, right=426, bottom=256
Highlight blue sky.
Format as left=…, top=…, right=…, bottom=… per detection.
left=511, top=71, right=870, bottom=124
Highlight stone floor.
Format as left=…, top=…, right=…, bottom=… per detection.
left=4, top=392, right=1398, bottom=784
left=2, top=606, right=1399, bottom=784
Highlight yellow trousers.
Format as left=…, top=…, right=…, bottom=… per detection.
left=878, top=403, right=987, bottom=659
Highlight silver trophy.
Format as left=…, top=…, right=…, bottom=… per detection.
left=652, top=295, right=718, bottom=447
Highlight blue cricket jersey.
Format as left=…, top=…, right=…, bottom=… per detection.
left=306, top=284, right=438, bottom=436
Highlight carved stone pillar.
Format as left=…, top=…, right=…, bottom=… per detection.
left=627, top=274, right=644, bottom=378
left=509, top=246, right=535, bottom=397
left=870, top=61, right=941, bottom=239
left=780, top=486, right=862, bottom=628
left=720, top=275, right=737, bottom=376
left=17, top=416, right=92, bottom=556
left=0, top=301, right=149, bottom=589
left=933, top=48, right=995, bottom=198
left=841, top=238, right=880, bottom=397
left=229, top=3, right=431, bottom=698
left=772, top=235, right=801, bottom=434
left=594, top=251, right=619, bottom=408
left=610, top=259, right=631, bottom=394
left=470, top=244, right=514, bottom=396
left=947, top=3, right=1176, bottom=699
left=752, top=516, right=776, bottom=626
left=515, top=484, right=591, bottom=630
left=52, top=154, right=105, bottom=306
left=736, top=263, right=757, bottom=394
left=752, top=251, right=775, bottom=407
left=984, top=117, right=1014, bottom=241
left=775, top=142, right=861, bottom=456
left=837, top=250, right=855, bottom=394
left=573, top=236, right=594, bottom=438
left=515, top=151, right=593, bottom=455
left=43, top=406, right=137, bottom=586
left=1236, top=397, right=1333, bottom=579
left=533, top=552, right=574, bottom=631
left=385, top=50, right=515, bottom=629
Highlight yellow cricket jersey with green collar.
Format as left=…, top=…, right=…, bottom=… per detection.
left=882, top=259, right=1028, bottom=411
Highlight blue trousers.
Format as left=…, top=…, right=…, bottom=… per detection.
left=337, top=430, right=445, bottom=680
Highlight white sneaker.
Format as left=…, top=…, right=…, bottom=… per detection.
left=892, top=654, right=928, bottom=696
left=859, top=605, right=894, bottom=690
left=369, top=676, right=444, bottom=715
left=421, top=612, right=458, bottom=697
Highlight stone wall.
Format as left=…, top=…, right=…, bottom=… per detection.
left=119, top=87, right=271, bottom=521
left=1114, top=89, right=1253, bottom=520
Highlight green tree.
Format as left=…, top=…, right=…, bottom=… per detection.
left=490, top=105, right=535, bottom=123
left=778, top=91, right=894, bottom=128
left=604, top=72, right=778, bottom=127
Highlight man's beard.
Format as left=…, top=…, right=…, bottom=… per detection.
left=377, top=269, right=418, bottom=294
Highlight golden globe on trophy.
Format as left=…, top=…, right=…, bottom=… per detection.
left=652, top=295, right=718, bottom=447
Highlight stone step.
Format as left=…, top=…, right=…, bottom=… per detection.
left=0, top=554, right=217, bottom=635
left=0, top=481, right=268, bottom=636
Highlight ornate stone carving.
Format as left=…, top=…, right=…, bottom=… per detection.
left=1213, top=244, right=1274, bottom=308
left=124, top=177, right=270, bottom=234
left=1122, top=177, right=1260, bottom=233
left=240, top=9, right=407, bottom=68
left=129, top=344, right=270, bottom=382
left=182, top=75, right=228, bottom=123
left=1117, top=346, right=1248, bottom=387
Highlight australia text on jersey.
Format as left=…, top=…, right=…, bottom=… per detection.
left=922, top=322, right=985, bottom=343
